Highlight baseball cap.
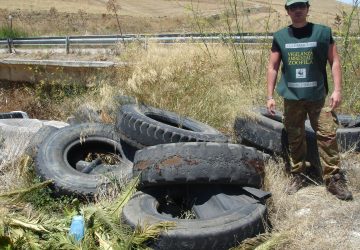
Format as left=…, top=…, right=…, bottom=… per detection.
left=285, top=0, right=309, bottom=6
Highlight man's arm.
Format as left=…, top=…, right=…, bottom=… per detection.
left=328, top=43, right=342, bottom=110
left=267, top=50, right=281, bottom=115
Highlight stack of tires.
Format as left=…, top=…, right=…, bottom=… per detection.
left=33, top=104, right=271, bottom=249
left=117, top=105, right=271, bottom=250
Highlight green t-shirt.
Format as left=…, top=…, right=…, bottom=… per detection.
left=272, top=23, right=332, bottom=101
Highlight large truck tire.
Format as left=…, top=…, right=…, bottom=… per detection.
left=116, top=104, right=228, bottom=149
left=122, top=185, right=268, bottom=250
left=133, top=142, right=268, bottom=188
left=35, top=123, right=133, bottom=198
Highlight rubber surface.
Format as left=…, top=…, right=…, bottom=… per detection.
left=35, top=123, right=133, bottom=198
left=335, top=114, right=360, bottom=152
left=122, top=185, right=268, bottom=250
left=234, top=107, right=360, bottom=165
left=116, top=104, right=228, bottom=149
left=0, top=111, right=29, bottom=119
left=133, top=142, right=268, bottom=188
left=234, top=107, right=287, bottom=154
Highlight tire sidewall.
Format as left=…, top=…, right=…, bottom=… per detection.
left=122, top=190, right=266, bottom=250
left=35, top=123, right=133, bottom=197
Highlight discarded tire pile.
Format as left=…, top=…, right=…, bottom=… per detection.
left=124, top=142, right=270, bottom=250
left=115, top=104, right=270, bottom=250
left=5, top=103, right=358, bottom=248
left=23, top=104, right=271, bottom=249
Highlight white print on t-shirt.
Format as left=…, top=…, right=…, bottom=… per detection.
left=285, top=42, right=317, bottom=49
left=296, top=68, right=306, bottom=79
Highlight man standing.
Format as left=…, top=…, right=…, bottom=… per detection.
left=266, top=0, right=353, bottom=200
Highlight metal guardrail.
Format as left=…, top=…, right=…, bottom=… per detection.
left=0, top=33, right=355, bottom=54
left=0, top=36, right=274, bottom=45
left=0, top=58, right=119, bottom=67
left=0, top=33, right=274, bottom=45
left=0, top=33, right=274, bottom=53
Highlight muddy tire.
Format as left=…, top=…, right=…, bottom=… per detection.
left=234, top=107, right=320, bottom=167
left=116, top=104, right=228, bottom=149
left=35, top=123, right=133, bottom=198
left=133, top=142, right=268, bottom=188
left=234, top=108, right=360, bottom=169
left=234, top=107, right=286, bottom=154
left=122, top=185, right=268, bottom=250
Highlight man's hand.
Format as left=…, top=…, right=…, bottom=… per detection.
left=267, top=99, right=276, bottom=116
left=329, top=90, right=341, bottom=110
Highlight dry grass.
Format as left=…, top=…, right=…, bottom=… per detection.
left=0, top=0, right=222, bottom=16
left=0, top=0, right=351, bottom=18
left=0, top=0, right=354, bottom=36
left=256, top=153, right=360, bottom=250
left=113, top=43, right=267, bottom=134
left=0, top=156, right=31, bottom=193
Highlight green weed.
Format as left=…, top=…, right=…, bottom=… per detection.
left=0, top=26, right=27, bottom=39
left=0, top=174, right=171, bottom=249
left=335, top=0, right=360, bottom=113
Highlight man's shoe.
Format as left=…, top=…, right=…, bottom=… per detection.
left=325, top=173, right=353, bottom=201
left=285, top=173, right=308, bottom=195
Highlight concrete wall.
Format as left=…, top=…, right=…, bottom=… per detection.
left=0, top=59, right=122, bottom=83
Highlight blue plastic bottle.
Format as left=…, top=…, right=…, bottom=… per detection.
left=69, top=215, right=85, bottom=242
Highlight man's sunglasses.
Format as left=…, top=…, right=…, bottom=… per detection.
left=288, top=2, right=308, bottom=11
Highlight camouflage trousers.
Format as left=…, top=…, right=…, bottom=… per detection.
left=283, top=98, right=340, bottom=181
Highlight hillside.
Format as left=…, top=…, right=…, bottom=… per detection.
left=0, top=0, right=354, bottom=35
